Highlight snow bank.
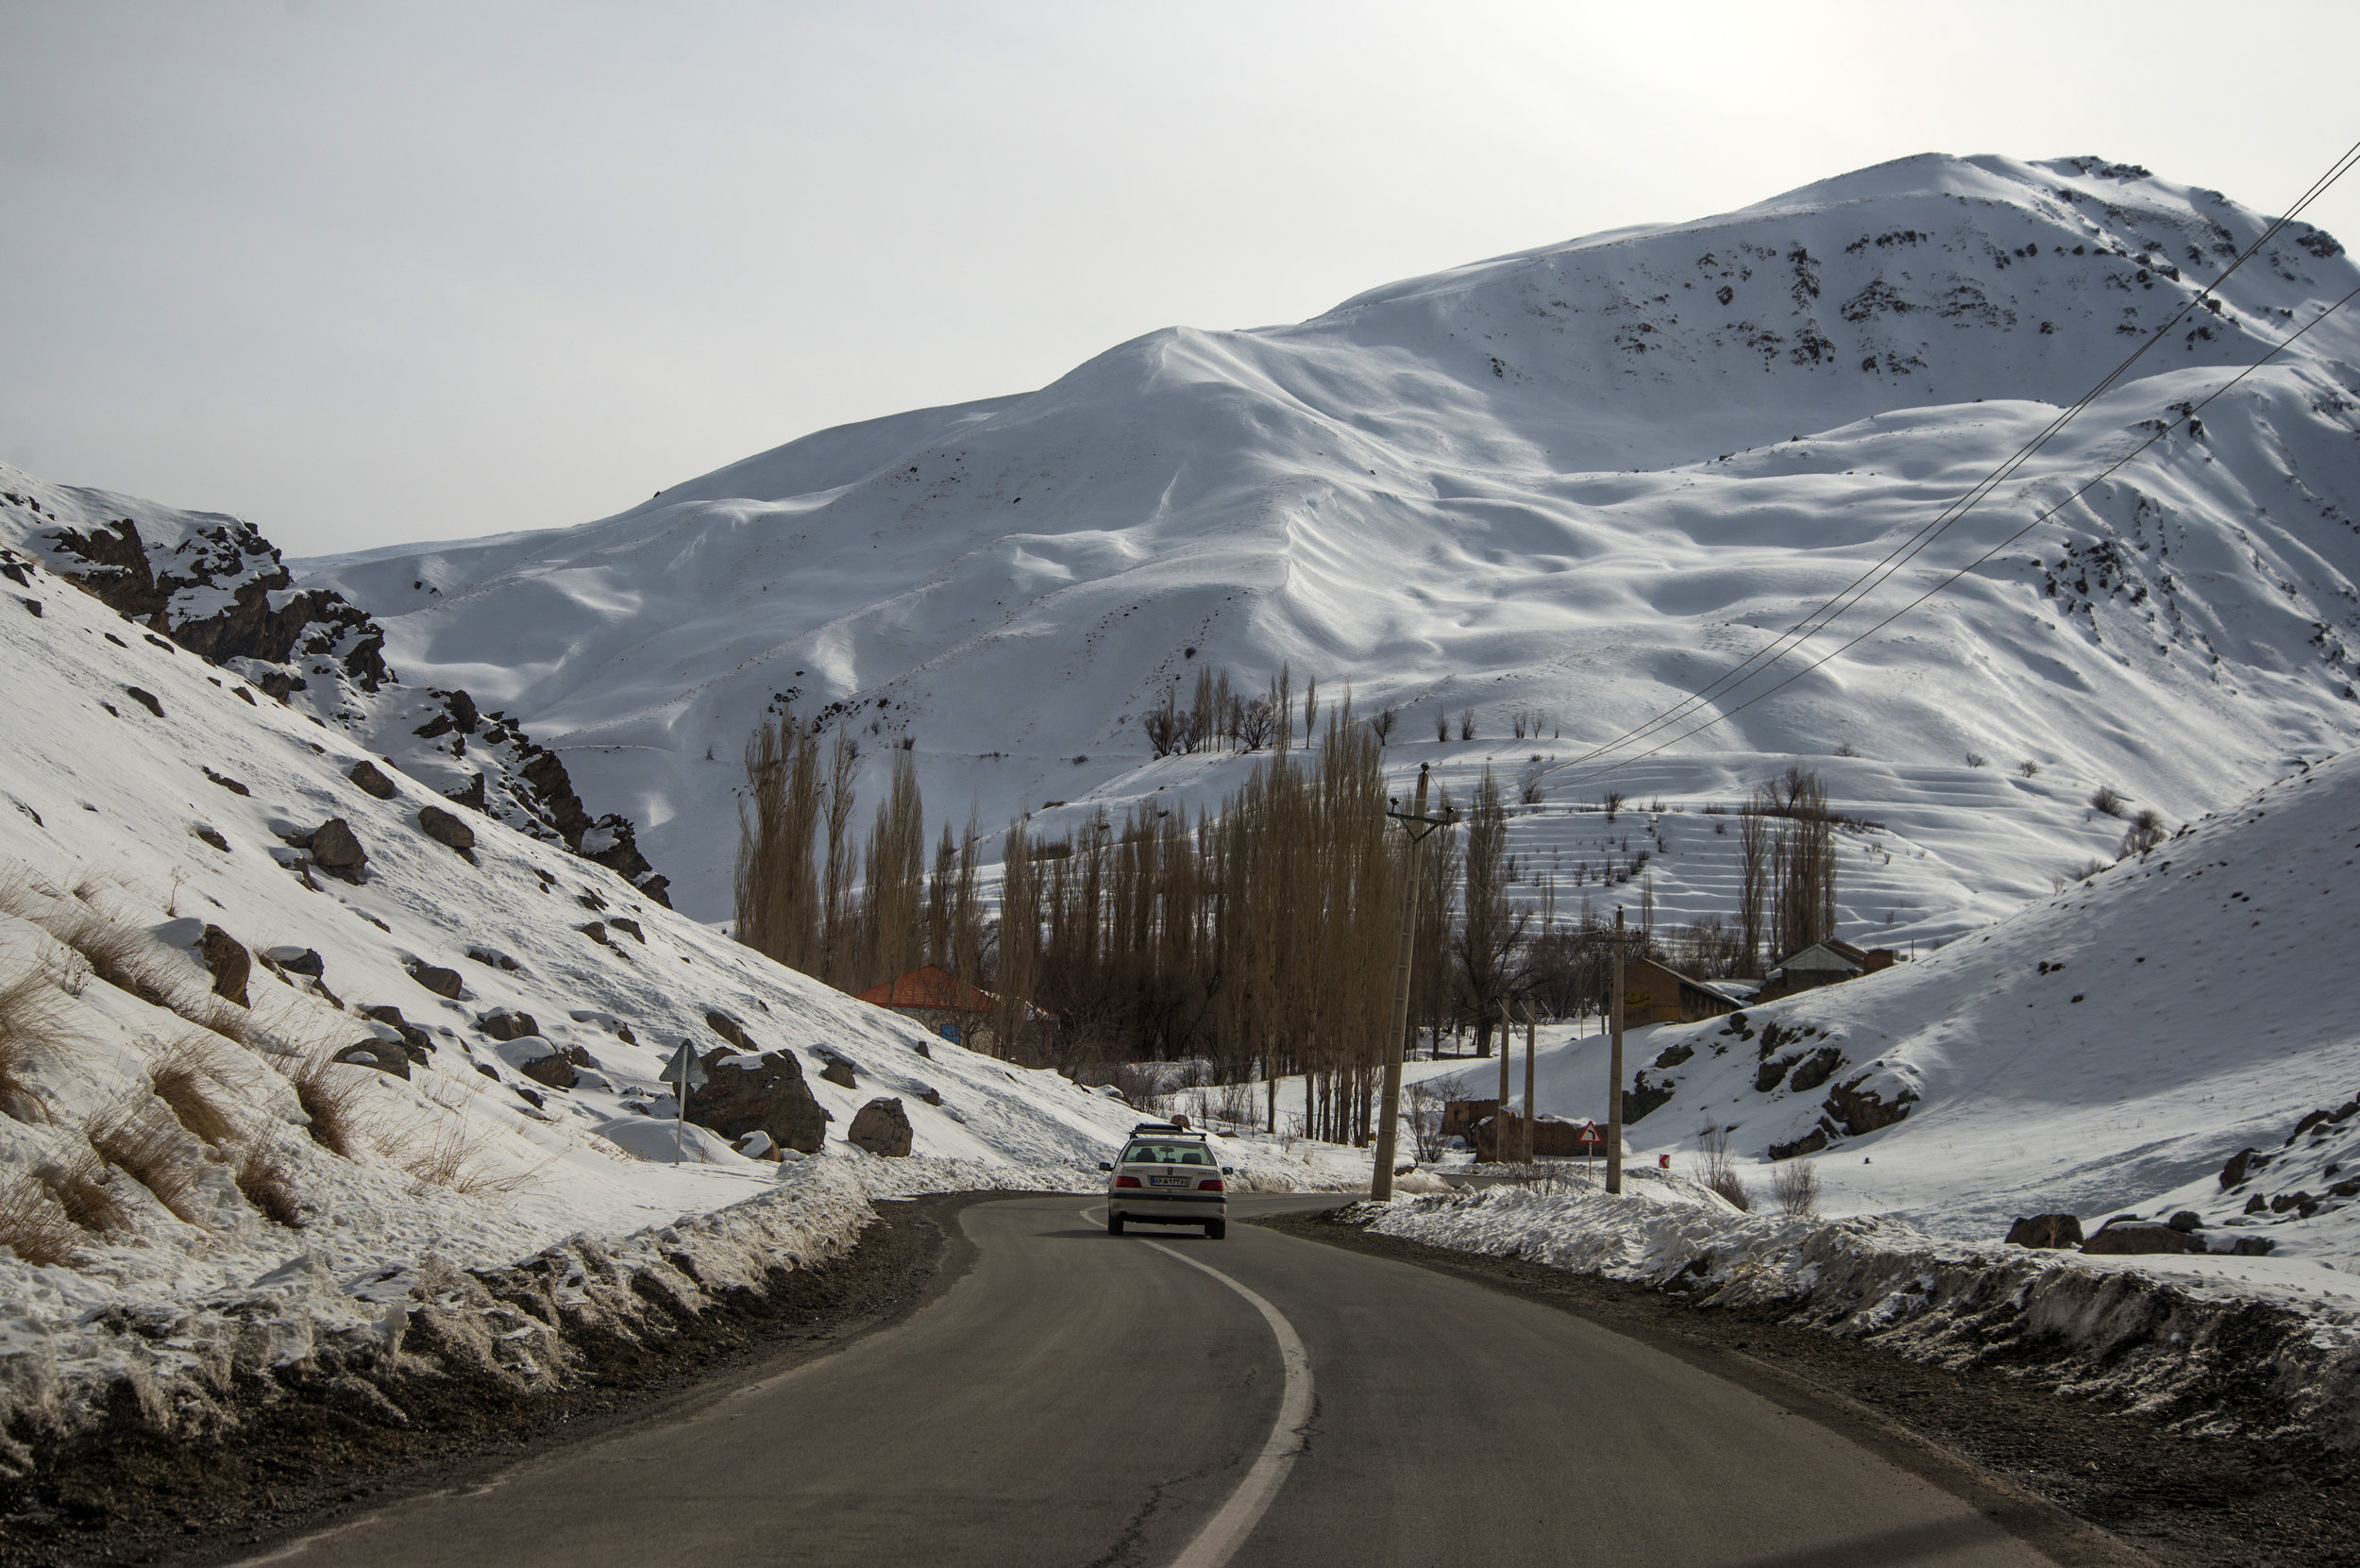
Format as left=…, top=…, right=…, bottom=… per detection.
left=1363, top=1176, right=2360, bottom=1448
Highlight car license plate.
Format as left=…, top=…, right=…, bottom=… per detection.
left=1150, top=1175, right=1188, bottom=1188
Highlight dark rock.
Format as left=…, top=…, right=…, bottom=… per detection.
left=510, top=1040, right=588, bottom=1091
left=1623, top=1071, right=1677, bottom=1122
left=580, top=921, right=609, bottom=945
left=348, top=760, right=396, bottom=800
left=609, top=917, right=643, bottom=943
left=269, top=946, right=325, bottom=976
left=1826, top=1074, right=1915, bottom=1135
left=465, top=947, right=518, bottom=970
left=705, top=1011, right=755, bottom=1051
left=360, top=1005, right=433, bottom=1064
left=2245, top=1193, right=2268, bottom=1214
left=1755, top=1055, right=1794, bottom=1093
left=2220, top=1147, right=2264, bottom=1189
left=479, top=1009, right=540, bottom=1042
left=333, top=1040, right=412, bottom=1080
left=847, top=1097, right=913, bottom=1156
left=193, top=824, right=228, bottom=851
left=1788, top=1046, right=1846, bottom=1094
left=819, top=1053, right=858, bottom=1089
left=1767, top=1123, right=1831, bottom=1161
left=685, top=1049, right=827, bottom=1155
left=2081, top=1221, right=2196, bottom=1256
left=203, top=767, right=250, bottom=797
left=2232, top=1236, right=2276, bottom=1256
left=445, top=771, right=487, bottom=812
left=124, top=686, right=163, bottom=717
left=408, top=961, right=463, bottom=999
left=310, top=818, right=367, bottom=882
left=2004, top=1213, right=2084, bottom=1249
left=1653, top=1043, right=1694, bottom=1070
left=199, top=925, right=250, bottom=1007
left=2167, top=1210, right=2202, bottom=1232
left=911, top=1084, right=943, bottom=1107
left=416, top=805, right=477, bottom=854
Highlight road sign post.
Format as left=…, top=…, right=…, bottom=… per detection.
left=665, top=1041, right=709, bottom=1164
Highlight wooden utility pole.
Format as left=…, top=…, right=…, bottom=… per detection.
left=1372, top=767, right=1448, bottom=1200
left=1522, top=1003, right=1537, bottom=1164
left=1607, top=907, right=1627, bottom=1194
left=1495, top=999, right=1511, bottom=1162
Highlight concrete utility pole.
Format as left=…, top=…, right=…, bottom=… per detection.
left=1522, top=1003, right=1537, bottom=1165
left=1607, top=908, right=1627, bottom=1194
left=1372, top=767, right=1448, bottom=1201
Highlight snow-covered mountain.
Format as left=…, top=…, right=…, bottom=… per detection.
left=300, top=153, right=2360, bottom=936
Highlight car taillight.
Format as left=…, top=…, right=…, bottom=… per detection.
left=1115, top=1175, right=1141, bottom=1189
left=1198, top=1178, right=1223, bottom=1191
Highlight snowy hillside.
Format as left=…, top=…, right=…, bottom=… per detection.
left=1568, top=749, right=2360, bottom=1284
left=301, top=153, right=2360, bottom=936
left=0, top=534, right=1314, bottom=1441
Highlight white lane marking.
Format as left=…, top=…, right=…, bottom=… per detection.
left=1080, top=1205, right=1314, bottom=1568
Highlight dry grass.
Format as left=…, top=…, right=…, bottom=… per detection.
left=234, top=1139, right=307, bottom=1227
left=151, top=1037, right=238, bottom=1145
left=390, top=1104, right=544, bottom=1199
left=1696, top=1122, right=1754, bottom=1213
left=41, top=1147, right=128, bottom=1234
left=0, top=969, right=62, bottom=1124
left=0, top=1171, right=80, bottom=1266
left=284, top=1055, right=366, bottom=1158
left=89, top=1103, right=205, bottom=1224
left=38, top=905, right=177, bottom=1007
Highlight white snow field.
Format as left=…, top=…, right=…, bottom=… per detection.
left=0, top=544, right=1362, bottom=1456
left=301, top=152, right=2360, bottom=941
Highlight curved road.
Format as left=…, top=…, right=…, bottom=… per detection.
left=246, top=1194, right=2080, bottom=1567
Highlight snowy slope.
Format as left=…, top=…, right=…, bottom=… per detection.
left=0, top=537, right=1259, bottom=1440
left=1587, top=750, right=2360, bottom=1286
left=301, top=153, right=2360, bottom=934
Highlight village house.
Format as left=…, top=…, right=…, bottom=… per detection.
left=1621, top=953, right=1742, bottom=1026
left=1750, top=938, right=1898, bottom=1003
left=852, top=964, right=1058, bottom=1056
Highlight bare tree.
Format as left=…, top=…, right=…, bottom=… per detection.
left=819, top=730, right=861, bottom=987
left=2120, top=807, right=2166, bottom=858
left=733, top=715, right=822, bottom=974
left=2017, top=760, right=2042, bottom=778
left=1370, top=707, right=1398, bottom=746
left=1454, top=769, right=1527, bottom=1057
left=1434, top=709, right=1450, bottom=743
left=1737, top=797, right=1768, bottom=975
left=1457, top=707, right=1476, bottom=741
left=1696, top=1122, right=1753, bottom=1211
left=1770, top=1157, right=1820, bottom=1218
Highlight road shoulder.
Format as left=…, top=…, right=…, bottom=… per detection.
left=1254, top=1206, right=2357, bottom=1568
left=0, top=1191, right=999, bottom=1568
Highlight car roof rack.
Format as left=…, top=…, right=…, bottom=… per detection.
left=1129, top=1121, right=1205, bottom=1137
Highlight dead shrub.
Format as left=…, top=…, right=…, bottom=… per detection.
left=41, top=1146, right=128, bottom=1233
left=0, top=969, right=63, bottom=1123
left=1696, top=1122, right=1753, bottom=1212
left=0, top=1172, right=80, bottom=1266
left=2089, top=784, right=2128, bottom=818
left=234, top=1139, right=307, bottom=1227
left=1770, top=1157, right=1821, bottom=1219
left=151, top=1037, right=237, bottom=1145
left=38, top=906, right=177, bottom=1007
left=285, top=1055, right=366, bottom=1158
left=400, top=1117, right=540, bottom=1199
left=89, top=1104, right=204, bottom=1224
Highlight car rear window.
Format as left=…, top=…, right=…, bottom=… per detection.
left=1121, top=1142, right=1209, bottom=1166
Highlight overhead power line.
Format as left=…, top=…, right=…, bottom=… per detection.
left=1538, top=138, right=2360, bottom=784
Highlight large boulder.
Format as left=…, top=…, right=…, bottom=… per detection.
left=2081, top=1220, right=2196, bottom=1256
left=417, top=805, right=477, bottom=855
left=407, top=960, right=463, bottom=999
left=200, top=924, right=250, bottom=1007
left=2004, top=1213, right=2084, bottom=1249
left=847, top=1097, right=913, bottom=1157
left=310, top=818, right=367, bottom=882
left=1826, top=1073, right=1915, bottom=1135
left=334, top=1039, right=412, bottom=1080
left=360, top=1004, right=434, bottom=1064
left=496, top=1037, right=587, bottom=1091
left=348, top=759, right=396, bottom=800
left=685, top=1049, right=827, bottom=1155
left=478, top=1008, right=539, bottom=1042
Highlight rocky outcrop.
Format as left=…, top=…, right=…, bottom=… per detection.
left=348, top=760, right=396, bottom=800
left=1622, top=1071, right=1677, bottom=1122
left=1788, top=1046, right=1846, bottom=1095
left=199, top=925, right=250, bottom=1007
left=2004, top=1213, right=2084, bottom=1249
left=417, top=805, right=476, bottom=855
left=1826, top=1074, right=1915, bottom=1135
left=2081, top=1219, right=2196, bottom=1256
left=360, top=1005, right=433, bottom=1064
left=334, top=1039, right=413, bottom=1079
left=847, top=1098, right=913, bottom=1156
left=308, top=818, right=368, bottom=883
left=479, top=1009, right=539, bottom=1042
left=407, top=961, right=463, bottom=999
left=685, top=1049, right=827, bottom=1155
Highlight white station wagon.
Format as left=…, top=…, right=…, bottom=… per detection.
left=1102, top=1121, right=1231, bottom=1239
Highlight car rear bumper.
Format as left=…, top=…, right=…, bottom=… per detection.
left=1109, top=1192, right=1227, bottom=1221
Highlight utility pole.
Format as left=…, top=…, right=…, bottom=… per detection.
left=1372, top=767, right=1449, bottom=1200
left=1522, top=1002, right=1537, bottom=1165
left=1607, top=907, right=1626, bottom=1194
left=1496, top=999, right=1511, bottom=1163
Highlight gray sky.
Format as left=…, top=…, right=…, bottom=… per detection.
left=5, top=0, right=2357, bottom=556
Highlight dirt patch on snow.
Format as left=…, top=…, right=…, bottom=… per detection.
left=1259, top=1208, right=2360, bottom=1568
left=0, top=1191, right=996, bottom=1567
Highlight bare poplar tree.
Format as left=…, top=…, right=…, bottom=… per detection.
left=1738, top=789, right=1769, bottom=974
left=857, top=748, right=927, bottom=988
left=819, top=729, right=861, bottom=988
left=733, top=715, right=822, bottom=974
left=1454, top=768, right=1526, bottom=1056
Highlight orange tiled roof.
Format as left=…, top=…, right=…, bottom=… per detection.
left=852, top=965, right=994, bottom=1014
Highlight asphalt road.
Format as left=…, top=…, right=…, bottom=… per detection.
left=243, top=1194, right=2078, bottom=1568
